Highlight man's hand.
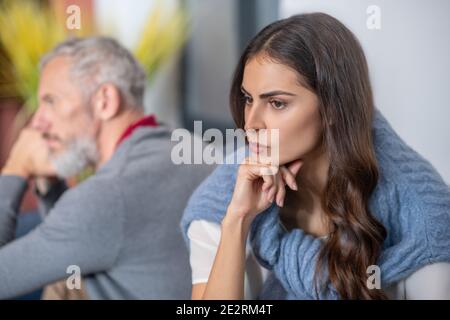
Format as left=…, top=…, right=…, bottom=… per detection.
left=1, top=128, right=56, bottom=179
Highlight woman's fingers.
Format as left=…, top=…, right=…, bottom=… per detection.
left=280, top=166, right=298, bottom=191
left=243, top=158, right=276, bottom=191
left=243, top=157, right=277, bottom=177
left=265, top=171, right=286, bottom=207
left=280, top=159, right=303, bottom=190
left=276, top=160, right=303, bottom=206
left=242, top=157, right=290, bottom=205
left=275, top=173, right=286, bottom=207
left=266, top=185, right=276, bottom=203
left=262, top=179, right=272, bottom=192
left=286, top=159, right=303, bottom=176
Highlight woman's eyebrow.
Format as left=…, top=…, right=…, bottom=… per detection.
left=240, top=86, right=296, bottom=99
left=240, top=86, right=251, bottom=96
left=259, top=90, right=296, bottom=99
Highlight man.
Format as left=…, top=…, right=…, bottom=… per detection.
left=0, top=37, right=212, bottom=299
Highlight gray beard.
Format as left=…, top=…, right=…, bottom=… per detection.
left=50, top=137, right=99, bottom=178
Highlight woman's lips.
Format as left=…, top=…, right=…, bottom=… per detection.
left=249, top=142, right=269, bottom=155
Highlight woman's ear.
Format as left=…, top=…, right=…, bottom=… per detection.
left=92, top=83, right=121, bottom=121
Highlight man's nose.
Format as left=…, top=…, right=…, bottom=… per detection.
left=30, top=105, right=51, bottom=133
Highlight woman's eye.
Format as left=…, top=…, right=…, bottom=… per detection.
left=243, top=95, right=253, bottom=105
left=270, top=99, right=287, bottom=110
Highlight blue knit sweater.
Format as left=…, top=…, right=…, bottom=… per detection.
left=180, top=109, right=450, bottom=299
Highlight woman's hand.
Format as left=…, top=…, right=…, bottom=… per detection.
left=226, top=157, right=303, bottom=224
left=200, top=158, right=303, bottom=300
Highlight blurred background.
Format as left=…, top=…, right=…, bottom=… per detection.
left=1, top=0, right=449, bottom=237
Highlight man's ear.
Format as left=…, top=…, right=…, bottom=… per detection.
left=92, top=83, right=121, bottom=121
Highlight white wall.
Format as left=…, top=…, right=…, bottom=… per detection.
left=184, top=0, right=238, bottom=125
left=280, top=0, right=450, bottom=183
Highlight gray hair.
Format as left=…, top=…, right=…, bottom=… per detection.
left=40, top=36, right=146, bottom=109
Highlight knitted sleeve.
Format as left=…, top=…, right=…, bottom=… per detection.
left=180, top=162, right=239, bottom=248
left=250, top=209, right=340, bottom=299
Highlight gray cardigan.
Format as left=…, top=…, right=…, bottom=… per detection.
left=0, top=125, right=213, bottom=299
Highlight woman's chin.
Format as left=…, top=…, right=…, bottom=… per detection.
left=278, top=155, right=304, bottom=167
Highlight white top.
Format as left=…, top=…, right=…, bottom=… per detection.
left=188, top=220, right=450, bottom=300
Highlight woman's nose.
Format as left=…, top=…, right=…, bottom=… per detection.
left=244, top=103, right=266, bottom=131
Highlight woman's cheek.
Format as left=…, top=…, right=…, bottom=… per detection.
left=278, top=124, right=318, bottom=163
left=276, top=132, right=302, bottom=164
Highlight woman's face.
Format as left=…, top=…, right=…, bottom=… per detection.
left=242, top=53, right=324, bottom=166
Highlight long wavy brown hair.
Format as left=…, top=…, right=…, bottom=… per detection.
left=229, top=13, right=387, bottom=299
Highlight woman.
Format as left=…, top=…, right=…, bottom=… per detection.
left=181, top=13, right=450, bottom=299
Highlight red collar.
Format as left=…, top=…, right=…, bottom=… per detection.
left=116, top=114, right=158, bottom=148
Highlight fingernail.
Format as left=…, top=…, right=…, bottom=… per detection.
left=292, top=183, right=298, bottom=191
